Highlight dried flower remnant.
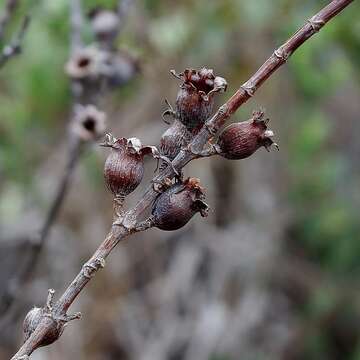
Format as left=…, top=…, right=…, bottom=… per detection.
left=216, top=110, right=279, bottom=160
left=71, top=104, right=107, bottom=141
left=152, top=178, right=209, bottom=231
left=172, top=68, right=227, bottom=133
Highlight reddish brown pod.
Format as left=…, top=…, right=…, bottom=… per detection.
left=23, top=307, right=64, bottom=347
left=103, top=135, right=158, bottom=199
left=217, top=110, right=278, bottom=160
left=152, top=178, right=209, bottom=231
left=159, top=119, right=192, bottom=161
left=172, top=68, right=227, bottom=133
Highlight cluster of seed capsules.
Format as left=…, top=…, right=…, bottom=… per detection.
left=103, top=68, right=278, bottom=231
left=66, top=7, right=139, bottom=100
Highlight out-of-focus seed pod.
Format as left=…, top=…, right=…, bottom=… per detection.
left=159, top=119, right=192, bottom=161
left=88, top=7, right=120, bottom=45
left=71, top=104, right=107, bottom=142
left=172, top=68, right=227, bottom=133
left=217, top=110, right=278, bottom=160
left=65, top=46, right=108, bottom=80
left=152, top=178, right=209, bottom=231
left=103, top=136, right=158, bottom=198
left=103, top=50, right=140, bottom=88
left=23, top=307, right=64, bottom=347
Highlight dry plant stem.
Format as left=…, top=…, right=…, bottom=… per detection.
left=0, top=15, right=30, bottom=69
left=11, top=0, right=354, bottom=358
left=117, top=0, right=133, bottom=24
left=70, top=0, right=84, bottom=53
left=0, top=0, right=18, bottom=40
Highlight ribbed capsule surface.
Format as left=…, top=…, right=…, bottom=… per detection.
left=104, top=146, right=144, bottom=196
left=176, top=87, right=214, bottom=133
left=159, top=119, right=192, bottom=161
left=152, top=179, right=208, bottom=231
left=173, top=68, right=227, bottom=133
left=217, top=115, right=276, bottom=160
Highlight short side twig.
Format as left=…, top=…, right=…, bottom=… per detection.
left=0, top=15, right=30, bottom=69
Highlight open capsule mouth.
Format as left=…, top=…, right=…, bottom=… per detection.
left=73, top=105, right=107, bottom=141
left=77, top=57, right=91, bottom=68
left=82, top=116, right=96, bottom=132
left=171, top=68, right=227, bottom=96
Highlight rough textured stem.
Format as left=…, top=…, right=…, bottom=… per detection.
left=11, top=0, right=354, bottom=358
left=0, top=15, right=30, bottom=69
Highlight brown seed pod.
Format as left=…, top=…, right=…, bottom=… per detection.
left=103, top=136, right=158, bottom=198
left=159, top=119, right=192, bottom=161
left=23, top=307, right=64, bottom=347
left=172, top=68, right=227, bottom=133
left=152, top=178, right=209, bottom=231
left=217, top=110, right=279, bottom=160
left=65, top=46, right=108, bottom=80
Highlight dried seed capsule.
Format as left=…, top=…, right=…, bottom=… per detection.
left=103, top=136, right=158, bottom=198
left=152, top=178, right=209, bottom=231
left=217, top=110, right=278, bottom=160
left=159, top=119, right=192, bottom=161
left=23, top=307, right=64, bottom=347
left=172, top=68, right=227, bottom=133
left=104, top=50, right=140, bottom=88
left=88, top=7, right=120, bottom=45
left=65, top=46, right=108, bottom=80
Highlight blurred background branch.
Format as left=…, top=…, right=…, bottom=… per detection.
left=0, top=0, right=137, bottom=335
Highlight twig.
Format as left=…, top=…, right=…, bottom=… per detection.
left=0, top=0, right=18, bottom=40
left=0, top=15, right=30, bottom=69
left=10, top=0, right=354, bottom=358
left=117, top=0, right=134, bottom=27
left=70, top=0, right=84, bottom=54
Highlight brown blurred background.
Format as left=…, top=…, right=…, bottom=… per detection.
left=1, top=0, right=360, bottom=359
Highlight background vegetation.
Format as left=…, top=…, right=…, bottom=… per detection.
left=0, top=0, right=360, bottom=359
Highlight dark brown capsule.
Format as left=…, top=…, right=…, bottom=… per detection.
left=159, top=119, right=192, bottom=161
left=152, top=178, right=209, bottom=231
left=23, top=307, right=64, bottom=347
left=172, top=68, right=227, bottom=133
left=217, top=110, right=278, bottom=160
left=103, top=137, right=157, bottom=197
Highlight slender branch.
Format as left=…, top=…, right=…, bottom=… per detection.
left=70, top=0, right=84, bottom=53
left=0, top=0, right=18, bottom=40
left=117, top=0, right=134, bottom=28
left=0, top=15, right=30, bottom=69
left=11, top=0, right=354, bottom=358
